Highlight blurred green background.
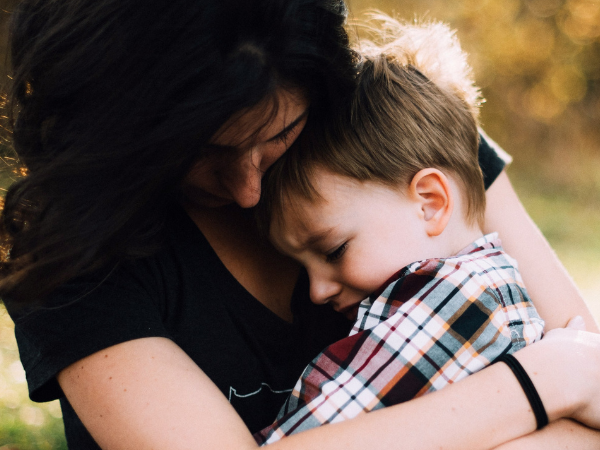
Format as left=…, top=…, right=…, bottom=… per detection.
left=0, top=0, right=599, bottom=447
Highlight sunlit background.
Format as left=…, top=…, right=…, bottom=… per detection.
left=0, top=0, right=599, bottom=447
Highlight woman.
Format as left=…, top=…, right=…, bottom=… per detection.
left=1, top=0, right=599, bottom=448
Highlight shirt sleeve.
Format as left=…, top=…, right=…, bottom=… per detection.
left=5, top=261, right=172, bottom=403
left=255, top=257, right=543, bottom=445
left=478, top=129, right=512, bottom=190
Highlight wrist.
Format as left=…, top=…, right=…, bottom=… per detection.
left=511, top=340, right=579, bottom=422
left=494, top=354, right=548, bottom=429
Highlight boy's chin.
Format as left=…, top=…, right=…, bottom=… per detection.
left=342, top=304, right=361, bottom=321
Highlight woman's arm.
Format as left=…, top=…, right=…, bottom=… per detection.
left=268, top=325, right=600, bottom=450
left=58, top=325, right=600, bottom=450
left=483, top=173, right=600, bottom=448
left=57, top=337, right=258, bottom=450
left=490, top=322, right=600, bottom=450
left=492, top=419, right=600, bottom=450
left=484, top=171, right=599, bottom=332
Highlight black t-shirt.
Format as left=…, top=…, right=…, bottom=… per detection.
left=5, top=136, right=506, bottom=449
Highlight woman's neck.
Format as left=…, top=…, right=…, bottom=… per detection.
left=183, top=201, right=300, bottom=323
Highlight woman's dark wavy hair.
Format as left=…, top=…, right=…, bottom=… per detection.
left=0, top=0, right=357, bottom=306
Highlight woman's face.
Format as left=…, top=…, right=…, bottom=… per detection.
left=183, top=88, right=309, bottom=209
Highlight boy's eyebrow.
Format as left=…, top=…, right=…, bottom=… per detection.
left=300, top=227, right=335, bottom=248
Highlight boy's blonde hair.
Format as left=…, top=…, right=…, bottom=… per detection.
left=259, top=18, right=486, bottom=232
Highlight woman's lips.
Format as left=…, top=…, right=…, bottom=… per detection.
left=184, top=185, right=233, bottom=207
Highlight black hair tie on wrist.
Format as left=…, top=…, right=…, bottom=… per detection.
left=494, top=353, right=549, bottom=430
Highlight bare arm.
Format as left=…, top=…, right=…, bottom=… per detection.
left=58, top=337, right=258, bottom=450
left=58, top=325, right=600, bottom=450
left=488, top=322, right=600, bottom=450
left=483, top=171, right=600, bottom=448
left=492, top=419, right=600, bottom=450
left=484, top=171, right=599, bottom=332
left=268, top=324, right=600, bottom=450
left=491, top=320, right=600, bottom=450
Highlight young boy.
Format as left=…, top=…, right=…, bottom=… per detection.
left=254, top=20, right=544, bottom=445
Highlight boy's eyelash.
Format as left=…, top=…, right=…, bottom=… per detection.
left=326, top=242, right=348, bottom=263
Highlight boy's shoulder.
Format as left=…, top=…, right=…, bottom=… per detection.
left=405, top=232, right=525, bottom=297
left=352, top=233, right=538, bottom=336
left=353, top=233, right=525, bottom=331
left=407, top=232, right=517, bottom=279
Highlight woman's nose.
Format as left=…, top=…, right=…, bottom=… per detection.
left=223, top=149, right=264, bottom=208
left=309, top=271, right=341, bottom=305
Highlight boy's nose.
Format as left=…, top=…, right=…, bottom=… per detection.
left=309, top=271, right=341, bottom=306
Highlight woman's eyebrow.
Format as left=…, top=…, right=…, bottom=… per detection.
left=202, top=143, right=237, bottom=152
left=266, top=109, right=309, bottom=142
left=204, top=109, right=309, bottom=152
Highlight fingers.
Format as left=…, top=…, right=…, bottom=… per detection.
left=566, top=315, right=586, bottom=331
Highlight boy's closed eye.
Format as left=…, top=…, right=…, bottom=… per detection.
left=326, top=242, right=348, bottom=263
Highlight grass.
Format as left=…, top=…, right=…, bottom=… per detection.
left=0, top=169, right=599, bottom=447
left=0, top=307, right=67, bottom=449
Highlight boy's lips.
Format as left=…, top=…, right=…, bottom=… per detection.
left=336, top=303, right=361, bottom=320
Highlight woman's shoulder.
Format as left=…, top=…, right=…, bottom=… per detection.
left=2, top=205, right=212, bottom=400
left=478, top=129, right=511, bottom=189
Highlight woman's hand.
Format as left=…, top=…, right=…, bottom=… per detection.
left=490, top=317, right=600, bottom=449
left=514, top=317, right=600, bottom=429
left=570, top=329, right=600, bottom=427
left=546, top=318, right=600, bottom=427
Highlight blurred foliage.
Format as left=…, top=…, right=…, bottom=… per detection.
left=0, top=306, right=67, bottom=449
left=0, top=1, right=19, bottom=175
left=347, top=0, right=600, bottom=199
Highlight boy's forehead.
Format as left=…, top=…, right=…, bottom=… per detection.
left=269, top=192, right=332, bottom=253
left=269, top=172, right=368, bottom=241
left=270, top=195, right=325, bottom=246
left=270, top=171, right=396, bottom=250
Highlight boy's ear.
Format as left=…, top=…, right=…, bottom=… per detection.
left=409, top=168, right=454, bottom=237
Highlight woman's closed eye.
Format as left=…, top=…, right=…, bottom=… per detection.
left=270, top=126, right=296, bottom=145
left=326, top=242, right=348, bottom=263
left=268, top=110, right=307, bottom=145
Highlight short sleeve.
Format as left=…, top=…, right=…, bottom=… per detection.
left=478, top=129, right=512, bottom=190
left=5, top=262, right=172, bottom=402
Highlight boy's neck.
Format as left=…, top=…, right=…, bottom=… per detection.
left=425, top=174, right=485, bottom=259
left=429, top=214, right=484, bottom=260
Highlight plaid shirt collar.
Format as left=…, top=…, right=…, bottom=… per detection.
left=366, top=232, right=501, bottom=303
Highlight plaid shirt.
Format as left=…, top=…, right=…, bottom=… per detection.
left=256, top=233, right=544, bottom=445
